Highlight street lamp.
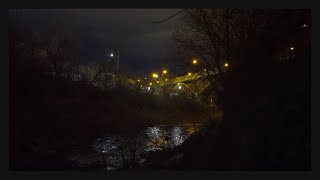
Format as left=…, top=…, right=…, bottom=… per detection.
left=289, top=46, right=295, bottom=61
left=163, top=69, right=167, bottom=74
left=152, top=73, right=159, bottom=78
left=188, top=72, right=192, bottom=76
left=192, top=59, right=198, bottom=65
left=224, top=62, right=229, bottom=67
left=106, top=49, right=120, bottom=73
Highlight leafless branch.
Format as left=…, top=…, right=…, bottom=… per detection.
left=152, top=8, right=188, bottom=24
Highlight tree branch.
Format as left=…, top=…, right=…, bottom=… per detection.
left=152, top=8, right=188, bottom=24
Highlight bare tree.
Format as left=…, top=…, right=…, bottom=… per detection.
left=79, top=63, right=103, bottom=85
left=170, top=8, right=273, bottom=109
left=173, top=9, right=264, bottom=88
left=44, top=32, right=77, bottom=77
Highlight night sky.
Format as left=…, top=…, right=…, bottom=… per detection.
left=9, top=9, right=184, bottom=73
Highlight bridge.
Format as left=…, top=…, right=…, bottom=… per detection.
left=155, top=71, right=217, bottom=98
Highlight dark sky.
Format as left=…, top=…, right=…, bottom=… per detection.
left=10, top=9, right=184, bottom=73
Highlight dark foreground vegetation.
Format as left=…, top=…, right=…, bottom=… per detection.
left=143, top=9, right=311, bottom=171
left=9, top=31, right=211, bottom=170
left=10, top=64, right=211, bottom=170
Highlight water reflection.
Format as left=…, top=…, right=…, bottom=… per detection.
left=75, top=124, right=202, bottom=171
left=145, top=126, right=193, bottom=151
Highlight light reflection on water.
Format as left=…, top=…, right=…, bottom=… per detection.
left=144, top=124, right=202, bottom=152
left=144, top=126, right=189, bottom=151
left=83, top=124, right=202, bottom=171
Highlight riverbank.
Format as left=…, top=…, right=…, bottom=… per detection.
left=9, top=70, right=213, bottom=170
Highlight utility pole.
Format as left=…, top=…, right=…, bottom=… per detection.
left=105, top=48, right=120, bottom=74
left=116, top=50, right=119, bottom=73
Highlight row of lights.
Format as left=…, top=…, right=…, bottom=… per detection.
left=193, top=58, right=229, bottom=68
left=137, top=57, right=233, bottom=85
left=191, top=46, right=294, bottom=69
left=139, top=46, right=295, bottom=88
left=140, top=48, right=296, bottom=91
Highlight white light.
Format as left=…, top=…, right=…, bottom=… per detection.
left=147, top=87, right=151, bottom=91
left=178, top=86, right=182, bottom=89
left=110, top=53, right=114, bottom=57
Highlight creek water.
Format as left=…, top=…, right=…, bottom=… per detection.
left=69, top=123, right=203, bottom=171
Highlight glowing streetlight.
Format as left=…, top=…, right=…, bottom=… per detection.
left=192, top=59, right=198, bottom=65
left=163, top=69, right=167, bottom=74
left=106, top=49, right=119, bottom=73
left=224, top=62, right=229, bottom=67
left=178, top=86, right=182, bottom=89
left=157, top=81, right=159, bottom=84
left=149, top=82, right=153, bottom=86
left=165, top=79, right=168, bottom=81
left=152, top=73, right=159, bottom=78
left=188, top=72, right=192, bottom=76
left=137, top=79, right=140, bottom=82
left=290, top=47, right=294, bottom=51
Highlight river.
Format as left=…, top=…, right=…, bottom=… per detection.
left=68, top=123, right=203, bottom=171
